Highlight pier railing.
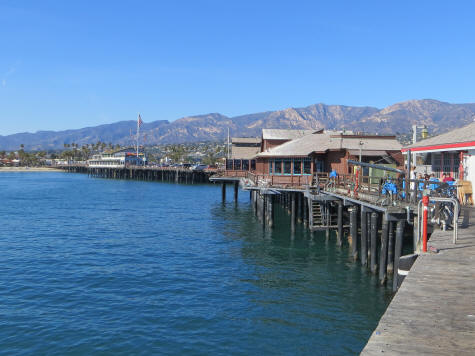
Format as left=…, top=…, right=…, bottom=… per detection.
left=245, top=172, right=312, bottom=188
left=326, top=174, right=459, bottom=206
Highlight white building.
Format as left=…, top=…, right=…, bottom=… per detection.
left=88, top=148, right=146, bottom=168
left=403, top=121, right=475, bottom=204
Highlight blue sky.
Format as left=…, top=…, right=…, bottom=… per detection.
left=1, top=0, right=474, bottom=135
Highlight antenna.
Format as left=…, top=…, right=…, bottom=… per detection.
left=227, top=127, right=230, bottom=160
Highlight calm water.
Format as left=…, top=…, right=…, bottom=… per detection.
left=0, top=173, right=392, bottom=355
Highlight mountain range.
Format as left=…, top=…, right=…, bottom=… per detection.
left=2, top=99, right=475, bottom=151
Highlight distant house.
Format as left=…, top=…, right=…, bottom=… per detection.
left=403, top=121, right=475, bottom=196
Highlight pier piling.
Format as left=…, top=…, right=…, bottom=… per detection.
left=234, top=182, right=239, bottom=201
left=393, top=220, right=405, bottom=291
left=222, top=183, right=226, bottom=202
left=370, top=212, right=378, bottom=273
left=387, top=221, right=395, bottom=275
left=337, top=201, right=343, bottom=246
left=379, top=216, right=389, bottom=285
left=361, top=209, right=368, bottom=266
left=350, top=207, right=358, bottom=260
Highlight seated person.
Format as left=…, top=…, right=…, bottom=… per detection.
left=429, top=174, right=439, bottom=190
left=442, top=173, right=455, bottom=182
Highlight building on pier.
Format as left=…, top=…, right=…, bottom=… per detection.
left=222, top=129, right=403, bottom=189
left=225, top=137, right=260, bottom=174
left=88, top=147, right=146, bottom=168
left=403, top=120, right=475, bottom=204
left=256, top=130, right=403, bottom=178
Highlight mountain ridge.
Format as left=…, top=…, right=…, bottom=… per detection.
left=1, top=99, right=475, bottom=150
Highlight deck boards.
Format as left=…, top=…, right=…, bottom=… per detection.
left=362, top=207, right=475, bottom=355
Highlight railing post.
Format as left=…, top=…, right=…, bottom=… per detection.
left=422, top=194, right=429, bottom=253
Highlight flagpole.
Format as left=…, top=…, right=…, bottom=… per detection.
left=136, top=114, right=140, bottom=165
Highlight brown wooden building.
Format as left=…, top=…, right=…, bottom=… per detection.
left=225, top=129, right=403, bottom=186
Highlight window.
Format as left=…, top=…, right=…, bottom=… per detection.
left=284, top=160, right=291, bottom=174
left=275, top=160, right=282, bottom=174
left=226, top=159, right=233, bottom=170
left=251, top=160, right=256, bottom=170
left=269, top=161, right=273, bottom=174
left=293, top=160, right=302, bottom=175
left=242, top=160, right=249, bottom=171
left=303, top=159, right=311, bottom=174
left=233, top=159, right=241, bottom=170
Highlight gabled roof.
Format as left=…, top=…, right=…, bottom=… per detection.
left=262, top=129, right=316, bottom=140
left=231, top=137, right=261, bottom=144
left=257, top=131, right=402, bottom=157
left=403, top=121, right=475, bottom=152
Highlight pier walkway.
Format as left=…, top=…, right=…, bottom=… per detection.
left=362, top=207, right=475, bottom=355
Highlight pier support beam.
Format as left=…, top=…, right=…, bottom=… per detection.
left=303, top=196, right=308, bottom=227
left=387, top=221, right=395, bottom=275
left=291, top=193, right=296, bottom=232
left=350, top=207, right=358, bottom=260
left=360, top=208, right=368, bottom=266
left=266, top=195, right=274, bottom=228
left=222, top=183, right=226, bottom=202
left=393, top=220, right=405, bottom=291
left=337, top=201, right=343, bottom=246
left=370, top=212, right=378, bottom=274
left=234, top=181, right=239, bottom=202
left=379, top=215, right=389, bottom=284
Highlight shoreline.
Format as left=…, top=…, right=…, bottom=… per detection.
left=0, top=167, right=63, bottom=172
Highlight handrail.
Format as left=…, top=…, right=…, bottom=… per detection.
left=417, top=196, right=459, bottom=252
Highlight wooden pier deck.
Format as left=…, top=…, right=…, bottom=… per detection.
left=362, top=207, right=475, bottom=355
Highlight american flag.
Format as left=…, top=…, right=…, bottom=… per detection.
left=138, top=114, right=143, bottom=127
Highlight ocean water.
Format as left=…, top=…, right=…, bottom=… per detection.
left=0, top=172, right=391, bottom=355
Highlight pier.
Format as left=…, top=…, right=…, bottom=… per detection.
left=58, top=164, right=214, bottom=184
left=362, top=207, right=475, bottom=355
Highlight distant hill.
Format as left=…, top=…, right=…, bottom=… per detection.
left=1, top=99, right=475, bottom=150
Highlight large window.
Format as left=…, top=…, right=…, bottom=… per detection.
left=303, top=159, right=311, bottom=174
left=275, top=160, right=282, bottom=174
left=293, top=160, right=302, bottom=175
left=283, top=160, right=292, bottom=174
left=233, top=159, right=241, bottom=170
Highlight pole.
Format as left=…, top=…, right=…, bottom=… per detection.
left=405, top=149, right=411, bottom=202
left=379, top=215, right=389, bottom=284
left=337, top=201, right=343, bottom=246
left=393, top=220, right=405, bottom=292
left=422, top=195, right=429, bottom=252
left=370, top=212, right=378, bottom=274
left=227, top=127, right=230, bottom=160
left=360, top=208, right=367, bottom=266
left=136, top=114, right=140, bottom=164
left=350, top=207, right=358, bottom=260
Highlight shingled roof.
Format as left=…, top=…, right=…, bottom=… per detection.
left=262, top=129, right=316, bottom=140
left=404, top=121, right=475, bottom=151
left=257, top=131, right=402, bottom=157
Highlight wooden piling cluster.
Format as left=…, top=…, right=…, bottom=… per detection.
left=247, top=187, right=410, bottom=291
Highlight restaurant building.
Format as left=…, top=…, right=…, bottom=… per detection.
left=402, top=121, right=475, bottom=203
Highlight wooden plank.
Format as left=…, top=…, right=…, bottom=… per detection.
left=362, top=207, right=475, bottom=355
